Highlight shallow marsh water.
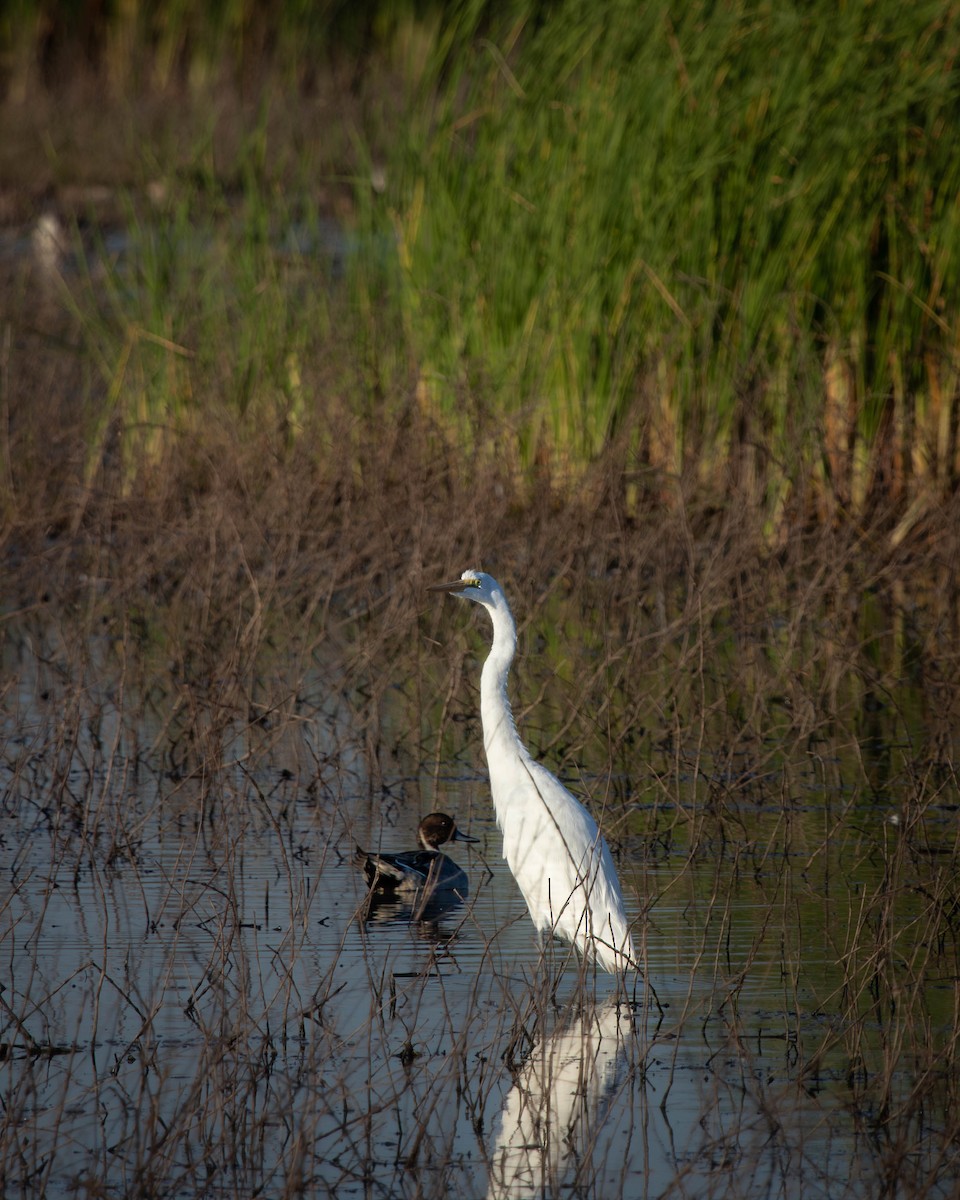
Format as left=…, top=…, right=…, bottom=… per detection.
left=2, top=30, right=959, bottom=1196
left=1, top=609, right=958, bottom=1199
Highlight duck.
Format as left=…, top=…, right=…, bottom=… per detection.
left=358, top=812, right=478, bottom=898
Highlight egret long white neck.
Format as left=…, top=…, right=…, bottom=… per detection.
left=480, top=599, right=525, bottom=761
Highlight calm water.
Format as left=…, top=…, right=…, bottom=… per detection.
left=1, top=620, right=957, bottom=1198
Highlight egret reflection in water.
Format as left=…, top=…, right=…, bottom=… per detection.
left=486, top=995, right=632, bottom=1199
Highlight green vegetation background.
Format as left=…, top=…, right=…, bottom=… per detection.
left=2, top=0, right=959, bottom=529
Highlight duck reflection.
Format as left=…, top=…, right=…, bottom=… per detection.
left=487, top=994, right=631, bottom=1198
left=360, top=886, right=469, bottom=929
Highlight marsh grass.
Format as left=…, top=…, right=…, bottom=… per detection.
left=392, top=0, right=960, bottom=518
left=2, top=3, right=960, bottom=1194
left=3, top=466, right=960, bottom=1195
left=7, top=2, right=960, bottom=542
left=7, top=2, right=959, bottom=529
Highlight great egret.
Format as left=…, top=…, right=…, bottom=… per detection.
left=357, top=812, right=478, bottom=895
left=429, top=570, right=636, bottom=974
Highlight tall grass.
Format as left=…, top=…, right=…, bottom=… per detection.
left=61, top=178, right=374, bottom=500
left=0, top=0, right=425, bottom=94
left=6, top=1, right=957, bottom=527
left=391, top=0, right=960, bottom=515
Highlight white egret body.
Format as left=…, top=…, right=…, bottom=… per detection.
left=430, top=571, right=636, bottom=974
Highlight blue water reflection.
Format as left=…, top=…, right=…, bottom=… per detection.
left=1, top=624, right=956, bottom=1198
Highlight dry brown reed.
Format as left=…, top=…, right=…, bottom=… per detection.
left=3, top=225, right=960, bottom=1196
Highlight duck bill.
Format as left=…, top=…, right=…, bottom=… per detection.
left=452, top=828, right=479, bottom=844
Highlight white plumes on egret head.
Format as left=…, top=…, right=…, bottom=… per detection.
left=429, top=569, right=636, bottom=975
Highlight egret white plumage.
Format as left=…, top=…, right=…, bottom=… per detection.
left=429, top=570, right=636, bottom=975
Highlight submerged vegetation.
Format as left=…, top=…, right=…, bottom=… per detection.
left=1, top=2, right=960, bottom=1196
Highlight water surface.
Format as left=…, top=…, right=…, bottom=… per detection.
left=1, top=617, right=957, bottom=1198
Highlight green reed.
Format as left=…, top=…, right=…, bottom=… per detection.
left=390, top=0, right=960, bottom=512
left=64, top=177, right=349, bottom=490
left=7, top=0, right=959, bottom=525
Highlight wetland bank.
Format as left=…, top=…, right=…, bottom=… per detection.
left=2, top=2, right=960, bottom=1196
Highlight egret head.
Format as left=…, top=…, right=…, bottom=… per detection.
left=428, top=569, right=503, bottom=608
